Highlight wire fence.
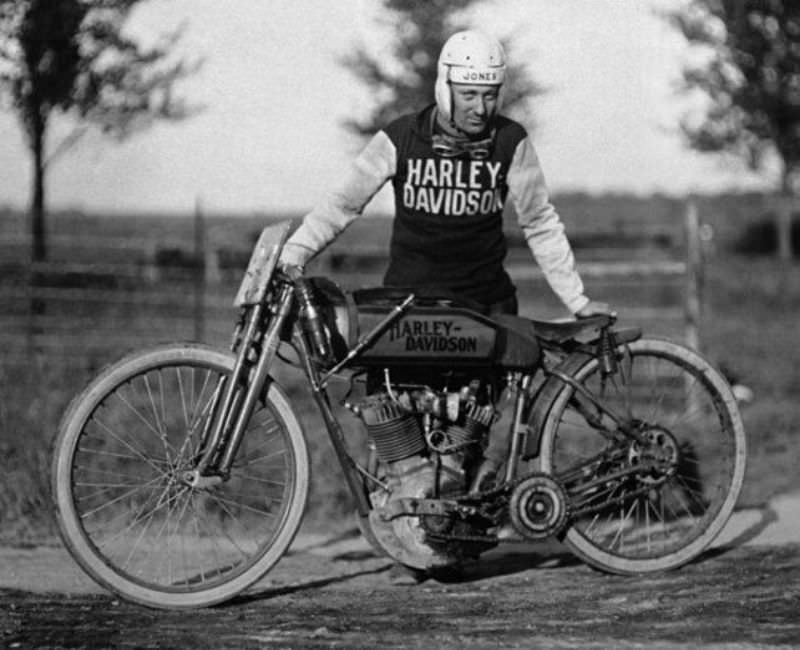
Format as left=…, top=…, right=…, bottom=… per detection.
left=0, top=202, right=704, bottom=371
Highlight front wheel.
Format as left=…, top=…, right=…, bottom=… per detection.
left=52, top=344, right=309, bottom=608
left=539, top=337, right=746, bottom=574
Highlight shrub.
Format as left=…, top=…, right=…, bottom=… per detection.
left=733, top=213, right=800, bottom=257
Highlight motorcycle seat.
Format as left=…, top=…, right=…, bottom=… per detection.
left=352, top=286, right=486, bottom=312
left=529, top=315, right=614, bottom=343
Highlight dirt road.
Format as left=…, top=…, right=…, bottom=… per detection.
left=1, top=496, right=799, bottom=649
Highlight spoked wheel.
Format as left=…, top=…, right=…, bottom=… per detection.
left=52, top=344, right=309, bottom=609
left=539, top=337, right=745, bottom=574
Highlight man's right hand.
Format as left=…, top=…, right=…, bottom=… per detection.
left=280, top=263, right=304, bottom=280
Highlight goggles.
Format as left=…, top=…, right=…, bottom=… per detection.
left=431, top=131, right=495, bottom=160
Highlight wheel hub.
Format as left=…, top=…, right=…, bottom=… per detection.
left=629, top=426, right=679, bottom=484
left=180, top=469, right=224, bottom=489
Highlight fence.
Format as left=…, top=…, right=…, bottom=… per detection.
left=508, top=199, right=704, bottom=347
left=0, top=200, right=705, bottom=369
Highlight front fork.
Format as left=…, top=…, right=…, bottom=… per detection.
left=192, top=282, right=295, bottom=479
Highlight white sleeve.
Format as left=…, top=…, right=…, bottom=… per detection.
left=280, top=131, right=396, bottom=267
left=507, top=137, right=589, bottom=314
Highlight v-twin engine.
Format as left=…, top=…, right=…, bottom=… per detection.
left=349, top=371, right=502, bottom=569
left=352, top=374, right=497, bottom=494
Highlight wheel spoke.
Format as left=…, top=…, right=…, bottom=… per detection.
left=173, top=380, right=220, bottom=468
left=94, top=480, right=177, bottom=551
left=114, top=386, right=168, bottom=449
left=78, top=473, right=166, bottom=520
left=205, top=491, right=280, bottom=519
left=199, top=498, right=258, bottom=560
left=89, top=414, right=169, bottom=476
left=233, top=473, right=287, bottom=488
left=142, top=374, right=170, bottom=459
left=240, top=448, right=288, bottom=465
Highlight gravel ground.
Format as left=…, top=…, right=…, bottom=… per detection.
left=1, top=494, right=798, bottom=649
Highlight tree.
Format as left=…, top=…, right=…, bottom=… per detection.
left=340, top=0, right=542, bottom=139
left=667, top=0, right=800, bottom=260
left=0, top=0, right=198, bottom=262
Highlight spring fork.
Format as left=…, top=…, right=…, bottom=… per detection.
left=217, top=283, right=295, bottom=474
left=194, top=303, right=263, bottom=475
left=195, top=282, right=294, bottom=476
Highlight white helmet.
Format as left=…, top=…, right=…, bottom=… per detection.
left=434, top=30, right=507, bottom=122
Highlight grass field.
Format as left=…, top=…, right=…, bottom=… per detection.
left=1, top=193, right=798, bottom=545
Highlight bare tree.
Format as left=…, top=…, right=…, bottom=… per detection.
left=341, top=0, right=542, bottom=139
left=0, top=0, right=199, bottom=262
left=667, top=0, right=800, bottom=260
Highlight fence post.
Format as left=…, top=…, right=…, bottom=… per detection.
left=685, top=199, right=702, bottom=353
left=194, top=198, right=206, bottom=342
left=26, top=259, right=37, bottom=356
left=776, top=192, right=795, bottom=263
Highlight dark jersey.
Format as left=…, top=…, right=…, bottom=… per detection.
left=382, top=105, right=526, bottom=304
left=282, top=105, right=588, bottom=314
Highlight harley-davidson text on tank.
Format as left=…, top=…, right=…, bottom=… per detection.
left=389, top=319, right=475, bottom=352
left=358, top=310, right=497, bottom=359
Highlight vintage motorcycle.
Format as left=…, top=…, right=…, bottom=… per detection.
left=52, top=221, right=746, bottom=609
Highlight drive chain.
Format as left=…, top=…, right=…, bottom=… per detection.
left=426, top=466, right=662, bottom=545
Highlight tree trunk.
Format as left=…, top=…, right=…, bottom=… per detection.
left=30, top=114, right=47, bottom=263
left=28, top=113, right=48, bottom=323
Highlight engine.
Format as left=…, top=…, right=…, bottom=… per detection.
left=351, top=369, right=498, bottom=494
left=303, top=280, right=541, bottom=568
left=349, top=368, right=504, bottom=569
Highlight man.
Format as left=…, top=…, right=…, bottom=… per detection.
left=281, top=30, right=612, bottom=584
left=280, top=29, right=611, bottom=319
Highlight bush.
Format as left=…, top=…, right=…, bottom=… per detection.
left=0, top=354, right=79, bottom=544
left=154, top=246, right=203, bottom=269
left=733, top=213, right=800, bottom=256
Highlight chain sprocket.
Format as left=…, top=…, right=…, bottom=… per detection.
left=509, top=473, right=569, bottom=541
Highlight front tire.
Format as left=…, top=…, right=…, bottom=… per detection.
left=539, top=337, right=745, bottom=574
left=52, top=344, right=309, bottom=608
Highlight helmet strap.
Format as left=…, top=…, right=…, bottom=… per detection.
left=449, top=83, right=459, bottom=131
left=434, top=86, right=469, bottom=138
left=435, top=93, right=493, bottom=140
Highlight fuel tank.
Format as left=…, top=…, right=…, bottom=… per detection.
left=309, top=279, right=540, bottom=370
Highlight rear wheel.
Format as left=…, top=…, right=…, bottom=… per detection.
left=52, top=344, right=309, bottom=608
left=539, top=337, right=745, bottom=574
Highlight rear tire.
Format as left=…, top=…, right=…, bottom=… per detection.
left=539, top=337, right=745, bottom=574
left=52, top=344, right=309, bottom=609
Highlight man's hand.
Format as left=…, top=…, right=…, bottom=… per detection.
left=280, top=263, right=304, bottom=280
left=575, top=300, right=615, bottom=319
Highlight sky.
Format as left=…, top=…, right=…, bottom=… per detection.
left=0, top=0, right=775, bottom=217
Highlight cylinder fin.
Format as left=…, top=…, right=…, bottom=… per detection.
left=361, top=400, right=426, bottom=463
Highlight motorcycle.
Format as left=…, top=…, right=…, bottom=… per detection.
left=51, top=220, right=746, bottom=609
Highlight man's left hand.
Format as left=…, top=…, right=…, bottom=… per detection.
left=575, top=300, right=615, bottom=318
